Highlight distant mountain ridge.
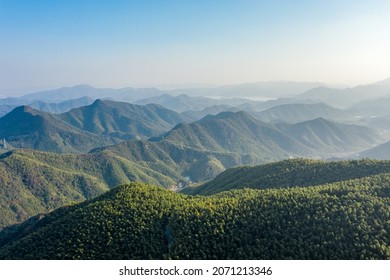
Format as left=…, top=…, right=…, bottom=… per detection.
left=254, top=103, right=355, bottom=123
left=21, top=85, right=165, bottom=103
left=296, top=78, right=390, bottom=107
left=0, top=106, right=116, bottom=153
left=59, top=99, right=190, bottom=140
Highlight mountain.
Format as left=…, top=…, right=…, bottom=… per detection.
left=59, top=99, right=190, bottom=140
left=0, top=139, right=260, bottom=228
left=21, top=85, right=165, bottom=103
left=347, top=96, right=390, bottom=117
left=358, top=141, right=390, bottom=159
left=155, top=111, right=311, bottom=158
left=181, top=105, right=240, bottom=121
left=275, top=118, right=382, bottom=156
left=0, top=106, right=116, bottom=153
left=0, top=97, right=95, bottom=117
left=296, top=78, right=390, bottom=107
left=157, top=111, right=382, bottom=159
left=254, top=103, right=356, bottom=123
left=134, top=93, right=250, bottom=112
left=0, top=148, right=181, bottom=229
left=169, top=81, right=325, bottom=99
left=91, top=139, right=257, bottom=182
left=182, top=158, right=390, bottom=195
left=29, top=96, right=94, bottom=114
left=0, top=174, right=388, bottom=259
left=0, top=105, right=16, bottom=118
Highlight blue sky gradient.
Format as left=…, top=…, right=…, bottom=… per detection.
left=1, top=0, right=390, bottom=94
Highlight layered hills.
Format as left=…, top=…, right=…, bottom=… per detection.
left=0, top=161, right=388, bottom=259
left=255, top=103, right=355, bottom=123
left=0, top=106, right=116, bottom=153
left=182, top=158, right=390, bottom=195
left=157, top=111, right=382, bottom=158
left=59, top=99, right=189, bottom=140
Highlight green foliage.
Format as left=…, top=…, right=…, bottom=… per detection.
left=0, top=149, right=178, bottom=229
left=59, top=99, right=187, bottom=140
left=0, top=175, right=388, bottom=260
left=183, top=158, right=390, bottom=195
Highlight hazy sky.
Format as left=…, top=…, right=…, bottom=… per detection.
left=1, top=0, right=390, bottom=95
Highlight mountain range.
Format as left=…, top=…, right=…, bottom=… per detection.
left=1, top=80, right=390, bottom=260
left=1, top=159, right=388, bottom=259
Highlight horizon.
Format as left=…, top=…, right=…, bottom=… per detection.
left=1, top=0, right=390, bottom=95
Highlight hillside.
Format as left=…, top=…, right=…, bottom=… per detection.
left=29, top=96, right=94, bottom=114
left=255, top=103, right=355, bottom=123
left=158, top=112, right=382, bottom=159
left=0, top=106, right=116, bottom=153
left=182, top=158, right=390, bottom=195
left=296, top=78, right=390, bottom=107
left=275, top=118, right=382, bottom=156
left=0, top=178, right=388, bottom=259
left=0, top=149, right=180, bottom=229
left=157, top=111, right=311, bottom=158
left=59, top=99, right=189, bottom=140
left=181, top=105, right=240, bottom=121
left=359, top=141, right=390, bottom=159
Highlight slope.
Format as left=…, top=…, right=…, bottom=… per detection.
left=255, top=103, right=355, bottom=123
left=182, top=158, right=390, bottom=195
left=21, top=85, right=164, bottom=103
left=156, top=111, right=311, bottom=158
left=59, top=99, right=189, bottom=140
left=0, top=149, right=179, bottom=229
left=0, top=106, right=116, bottom=153
left=0, top=178, right=388, bottom=259
left=275, top=118, right=382, bottom=156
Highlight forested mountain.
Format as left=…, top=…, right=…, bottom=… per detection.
left=0, top=176, right=388, bottom=259
left=158, top=112, right=382, bottom=158
left=0, top=148, right=181, bottom=229
left=59, top=99, right=190, bottom=140
left=182, top=158, right=390, bottom=195
left=157, top=111, right=312, bottom=158
left=0, top=139, right=262, bottom=228
left=254, top=103, right=355, bottom=123
left=275, top=118, right=381, bottom=155
left=0, top=106, right=116, bottom=153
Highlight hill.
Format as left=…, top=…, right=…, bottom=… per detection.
left=0, top=149, right=180, bottom=229
left=59, top=99, right=189, bottom=140
left=157, top=112, right=382, bottom=159
left=358, top=141, right=390, bottom=159
left=169, top=81, right=324, bottom=99
left=275, top=118, right=381, bottom=156
left=21, top=85, right=164, bottom=103
left=0, top=177, right=388, bottom=259
left=296, top=78, right=390, bottom=107
left=182, top=158, right=390, bottom=195
left=29, top=97, right=94, bottom=114
left=181, top=105, right=240, bottom=121
left=0, top=106, right=116, bottom=153
left=156, top=111, right=312, bottom=158
left=255, top=103, right=355, bottom=123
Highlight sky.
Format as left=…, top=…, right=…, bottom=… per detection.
left=1, top=0, right=390, bottom=95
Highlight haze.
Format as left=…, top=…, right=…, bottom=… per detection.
left=1, top=0, right=390, bottom=95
